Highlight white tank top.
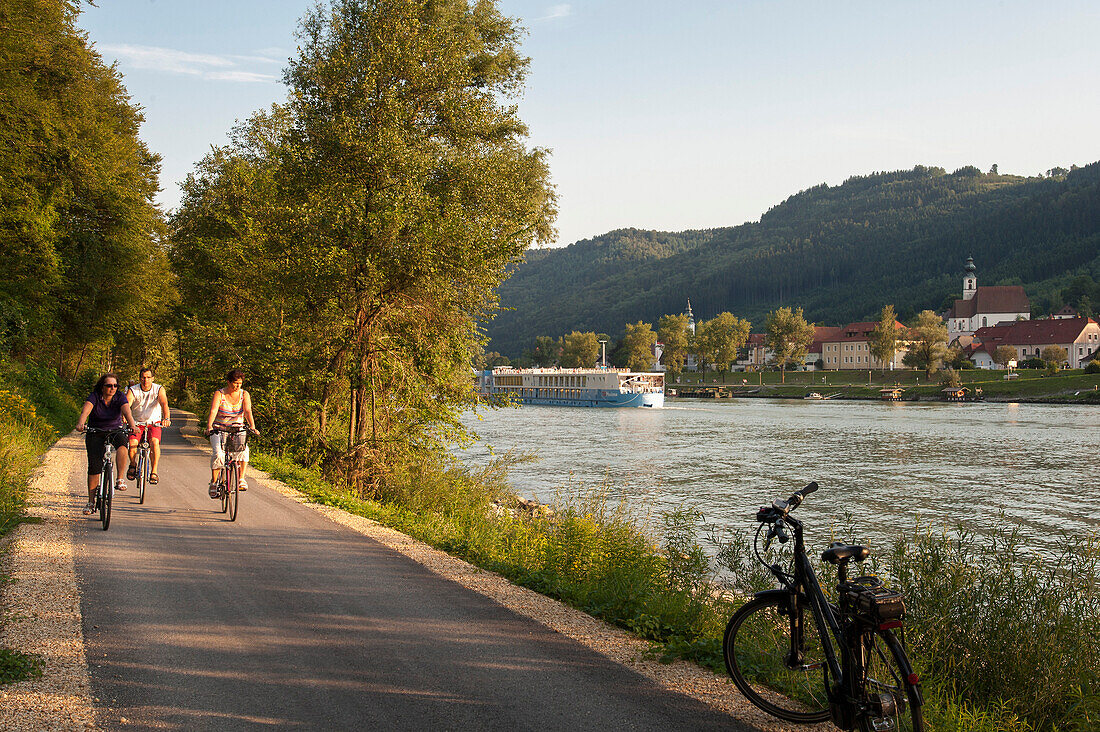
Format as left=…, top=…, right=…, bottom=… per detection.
left=128, top=384, right=163, bottom=423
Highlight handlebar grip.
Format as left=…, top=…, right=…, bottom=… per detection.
left=802, top=481, right=819, bottom=495
left=786, top=481, right=820, bottom=510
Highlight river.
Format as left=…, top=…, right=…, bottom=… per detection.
left=457, top=398, right=1100, bottom=553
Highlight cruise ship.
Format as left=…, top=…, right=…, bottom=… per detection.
left=476, top=367, right=664, bottom=408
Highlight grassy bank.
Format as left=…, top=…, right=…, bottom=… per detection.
left=253, top=450, right=1098, bottom=731
left=0, top=359, right=80, bottom=685
left=672, top=367, right=1100, bottom=403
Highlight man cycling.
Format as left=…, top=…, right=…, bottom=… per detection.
left=127, top=366, right=171, bottom=485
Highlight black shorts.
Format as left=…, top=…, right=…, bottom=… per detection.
left=86, top=430, right=128, bottom=475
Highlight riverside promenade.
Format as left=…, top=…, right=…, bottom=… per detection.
left=0, top=412, right=814, bottom=731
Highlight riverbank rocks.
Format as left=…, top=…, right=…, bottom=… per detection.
left=490, top=494, right=554, bottom=521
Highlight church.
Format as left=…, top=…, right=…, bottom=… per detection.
left=944, top=257, right=1030, bottom=337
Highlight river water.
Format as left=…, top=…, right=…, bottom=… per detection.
left=457, top=398, right=1100, bottom=553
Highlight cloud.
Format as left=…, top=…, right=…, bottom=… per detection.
left=97, top=43, right=278, bottom=83
left=535, top=4, right=572, bottom=22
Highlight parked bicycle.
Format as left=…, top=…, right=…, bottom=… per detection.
left=209, top=425, right=253, bottom=521
left=83, top=426, right=130, bottom=531
left=723, top=481, right=923, bottom=731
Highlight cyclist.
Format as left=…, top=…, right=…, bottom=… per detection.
left=126, top=366, right=171, bottom=485
left=204, top=369, right=259, bottom=498
left=75, top=373, right=139, bottom=515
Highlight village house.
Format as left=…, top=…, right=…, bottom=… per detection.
left=944, top=256, right=1030, bottom=337
left=966, top=316, right=1100, bottom=369
left=820, top=321, right=909, bottom=370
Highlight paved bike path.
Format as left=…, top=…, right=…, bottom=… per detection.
left=71, top=418, right=753, bottom=730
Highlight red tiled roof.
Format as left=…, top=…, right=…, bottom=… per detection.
left=971, top=316, right=1097, bottom=346
left=948, top=286, right=1030, bottom=319
left=746, top=333, right=766, bottom=347
left=823, top=321, right=907, bottom=343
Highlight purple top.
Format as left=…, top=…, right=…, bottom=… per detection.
left=85, top=391, right=126, bottom=430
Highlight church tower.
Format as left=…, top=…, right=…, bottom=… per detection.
left=962, top=256, right=977, bottom=301
left=686, top=300, right=696, bottom=335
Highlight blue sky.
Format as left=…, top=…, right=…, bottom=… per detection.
left=81, top=1, right=1100, bottom=247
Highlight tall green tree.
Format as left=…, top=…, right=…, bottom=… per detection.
left=621, top=321, right=657, bottom=372
left=765, top=307, right=814, bottom=383
left=532, top=336, right=561, bottom=367
left=869, top=305, right=901, bottom=373
left=0, top=0, right=168, bottom=371
left=902, top=310, right=949, bottom=377
left=656, top=314, right=690, bottom=380
left=171, top=0, right=555, bottom=493
left=696, top=313, right=750, bottom=377
left=560, top=331, right=598, bottom=368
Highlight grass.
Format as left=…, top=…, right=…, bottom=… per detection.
left=253, top=448, right=1099, bottom=731
left=672, top=367, right=1100, bottom=402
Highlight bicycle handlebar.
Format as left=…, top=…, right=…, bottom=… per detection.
left=82, top=425, right=132, bottom=435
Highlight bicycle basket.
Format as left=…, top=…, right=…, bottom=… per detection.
left=225, top=431, right=248, bottom=453
left=844, top=576, right=905, bottom=622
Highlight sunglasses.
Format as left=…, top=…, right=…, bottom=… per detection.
left=104, top=383, right=119, bottom=388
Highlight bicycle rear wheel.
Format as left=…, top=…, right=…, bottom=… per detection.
left=857, top=629, right=923, bottom=732
left=227, top=462, right=239, bottom=522
left=723, top=594, right=832, bottom=723
left=101, top=469, right=113, bottom=531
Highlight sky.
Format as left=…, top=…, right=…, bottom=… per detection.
left=80, top=0, right=1100, bottom=248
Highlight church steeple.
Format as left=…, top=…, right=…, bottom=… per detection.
left=685, top=299, right=696, bottom=335
left=963, top=256, right=977, bottom=300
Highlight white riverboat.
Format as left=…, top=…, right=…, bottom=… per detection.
left=476, top=367, right=664, bottom=408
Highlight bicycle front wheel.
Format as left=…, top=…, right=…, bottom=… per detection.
left=137, top=452, right=147, bottom=504
left=101, top=471, right=113, bottom=531
left=227, top=462, right=239, bottom=522
left=723, top=594, right=832, bottom=723
left=857, top=628, right=924, bottom=732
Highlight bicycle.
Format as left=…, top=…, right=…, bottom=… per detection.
left=83, top=426, right=130, bottom=531
left=722, top=481, right=924, bottom=731
left=132, top=421, right=163, bottom=505
left=210, top=425, right=253, bottom=522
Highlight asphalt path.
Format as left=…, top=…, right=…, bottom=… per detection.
left=71, top=416, right=753, bottom=731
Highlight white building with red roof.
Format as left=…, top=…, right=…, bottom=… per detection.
left=966, top=316, right=1100, bottom=369
left=945, top=256, right=1030, bottom=336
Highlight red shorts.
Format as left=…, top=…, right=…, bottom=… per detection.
left=130, top=424, right=162, bottom=443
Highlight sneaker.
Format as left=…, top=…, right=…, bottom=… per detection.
left=208, top=481, right=219, bottom=499
left=117, top=481, right=127, bottom=492
left=238, top=480, right=248, bottom=491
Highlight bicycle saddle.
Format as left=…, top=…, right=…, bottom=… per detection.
left=821, top=543, right=870, bottom=564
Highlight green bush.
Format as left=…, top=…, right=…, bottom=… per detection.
left=1084, top=361, right=1100, bottom=374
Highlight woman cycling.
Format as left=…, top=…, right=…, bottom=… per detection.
left=75, top=373, right=139, bottom=515
left=204, top=369, right=259, bottom=498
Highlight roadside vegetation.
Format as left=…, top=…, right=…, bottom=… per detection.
left=254, top=448, right=1099, bottom=732
left=0, top=359, right=80, bottom=685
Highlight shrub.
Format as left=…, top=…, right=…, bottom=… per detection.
left=1085, top=361, right=1100, bottom=374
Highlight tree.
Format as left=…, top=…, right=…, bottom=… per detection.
left=868, top=305, right=900, bottom=373
left=1041, top=345, right=1068, bottom=371
left=172, top=0, right=556, bottom=494
left=765, top=307, right=814, bottom=383
left=532, top=336, right=561, bottom=367
left=560, top=331, right=598, bottom=368
left=902, top=310, right=949, bottom=377
left=656, top=314, right=690, bottom=380
left=696, top=313, right=750, bottom=377
left=993, top=345, right=1017, bottom=370
left=0, top=0, right=169, bottom=373
left=621, top=321, right=657, bottom=372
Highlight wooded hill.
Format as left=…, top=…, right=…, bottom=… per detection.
left=487, top=164, right=1100, bottom=356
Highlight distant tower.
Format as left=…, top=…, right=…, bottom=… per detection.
left=686, top=299, right=696, bottom=335
left=962, top=256, right=977, bottom=300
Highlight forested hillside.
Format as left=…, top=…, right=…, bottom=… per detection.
left=488, top=164, right=1100, bottom=355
